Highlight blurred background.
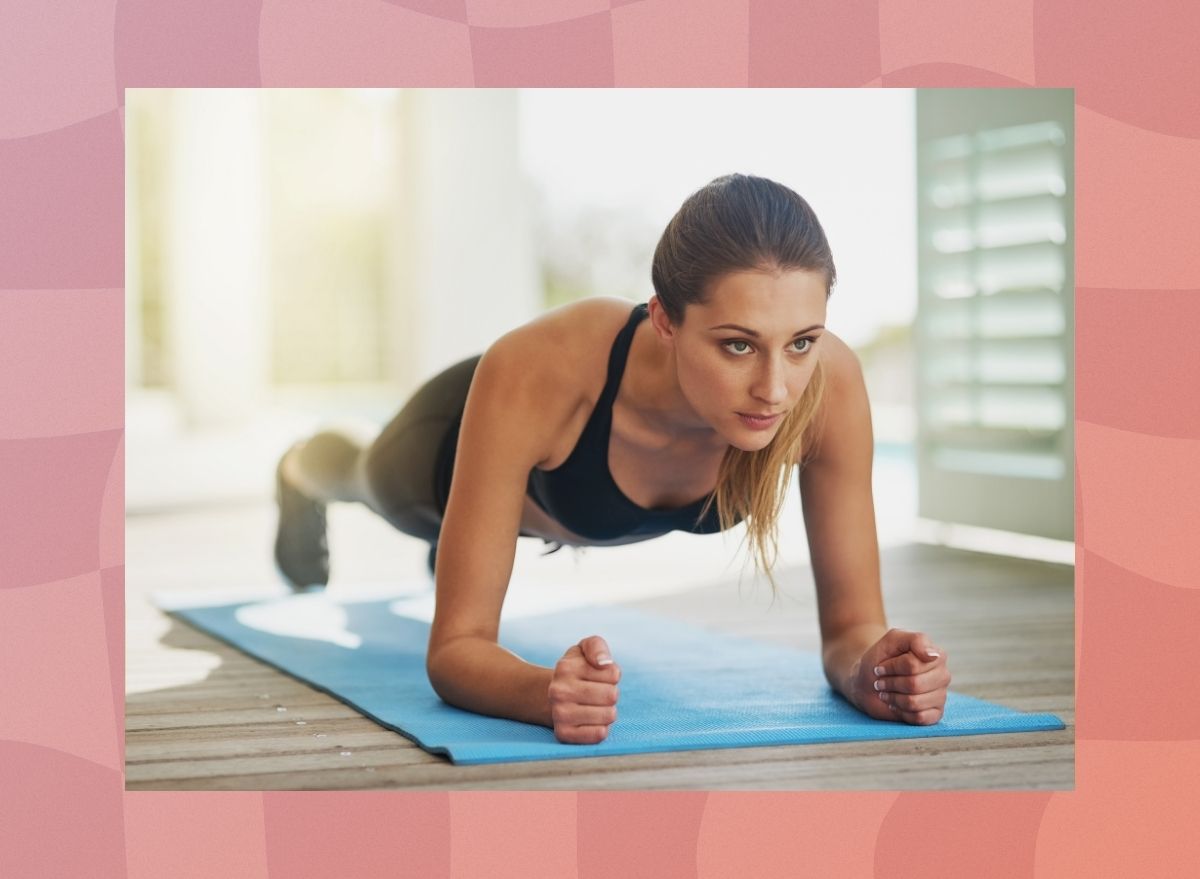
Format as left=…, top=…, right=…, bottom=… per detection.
left=126, top=88, right=1074, bottom=607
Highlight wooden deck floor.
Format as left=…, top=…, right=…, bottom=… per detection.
left=126, top=506, right=1074, bottom=790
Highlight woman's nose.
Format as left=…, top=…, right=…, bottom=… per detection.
left=751, top=357, right=787, bottom=405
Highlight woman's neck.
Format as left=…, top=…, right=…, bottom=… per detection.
left=623, top=319, right=727, bottom=454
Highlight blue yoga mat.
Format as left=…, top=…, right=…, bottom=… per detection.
left=160, top=591, right=1064, bottom=765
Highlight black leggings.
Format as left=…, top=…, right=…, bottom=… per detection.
left=286, top=355, right=479, bottom=548
left=358, top=355, right=481, bottom=546
left=293, top=353, right=557, bottom=556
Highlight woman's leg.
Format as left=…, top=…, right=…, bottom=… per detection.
left=274, top=356, right=481, bottom=589
left=356, top=355, right=481, bottom=544
left=273, top=430, right=364, bottom=591
left=280, top=429, right=374, bottom=506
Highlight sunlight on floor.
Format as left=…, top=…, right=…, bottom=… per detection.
left=126, top=616, right=223, bottom=695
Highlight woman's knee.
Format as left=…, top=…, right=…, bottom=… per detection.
left=281, top=431, right=362, bottom=500
left=299, top=431, right=361, bottom=475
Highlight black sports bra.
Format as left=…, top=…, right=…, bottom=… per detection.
left=524, top=303, right=729, bottom=541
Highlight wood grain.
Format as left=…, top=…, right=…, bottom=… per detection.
left=127, top=507, right=1074, bottom=790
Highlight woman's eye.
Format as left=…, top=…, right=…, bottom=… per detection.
left=723, top=338, right=815, bottom=356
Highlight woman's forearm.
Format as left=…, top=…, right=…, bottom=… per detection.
left=822, top=622, right=889, bottom=708
left=427, top=637, right=554, bottom=728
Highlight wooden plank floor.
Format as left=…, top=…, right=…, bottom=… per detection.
left=127, top=506, right=1074, bottom=790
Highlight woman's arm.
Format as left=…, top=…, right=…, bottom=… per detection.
left=799, top=335, right=888, bottom=696
left=798, top=334, right=949, bottom=723
left=425, top=319, right=621, bottom=742
left=425, top=332, right=557, bottom=725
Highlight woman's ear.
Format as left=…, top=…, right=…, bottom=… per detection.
left=647, top=296, right=678, bottom=341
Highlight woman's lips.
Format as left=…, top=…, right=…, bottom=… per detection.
left=737, top=412, right=782, bottom=430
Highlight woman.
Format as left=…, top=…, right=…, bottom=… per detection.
left=274, top=174, right=951, bottom=744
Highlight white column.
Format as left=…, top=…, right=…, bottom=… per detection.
left=391, top=89, right=540, bottom=385
left=165, top=89, right=269, bottom=428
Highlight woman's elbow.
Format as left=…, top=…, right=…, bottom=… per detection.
left=425, top=646, right=453, bottom=699
left=424, top=635, right=472, bottom=703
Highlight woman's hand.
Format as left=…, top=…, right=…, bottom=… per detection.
left=548, top=635, right=621, bottom=744
left=849, top=628, right=950, bottom=725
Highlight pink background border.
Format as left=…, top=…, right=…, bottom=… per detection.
left=3, top=1, right=1198, bottom=874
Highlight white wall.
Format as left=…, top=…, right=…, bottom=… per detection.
left=519, top=89, right=918, bottom=350
left=124, top=104, right=142, bottom=389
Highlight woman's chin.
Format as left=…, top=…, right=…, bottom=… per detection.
left=727, top=430, right=778, bottom=453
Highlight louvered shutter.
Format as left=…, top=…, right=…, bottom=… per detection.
left=915, top=90, right=1074, bottom=541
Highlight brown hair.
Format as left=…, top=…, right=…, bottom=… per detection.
left=651, top=174, right=837, bottom=591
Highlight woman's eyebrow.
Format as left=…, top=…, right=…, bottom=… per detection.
left=708, top=323, right=825, bottom=337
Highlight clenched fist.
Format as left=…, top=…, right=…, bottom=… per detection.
left=850, top=628, right=950, bottom=725
left=548, top=635, right=621, bottom=744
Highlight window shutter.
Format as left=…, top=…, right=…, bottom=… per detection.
left=915, top=90, right=1075, bottom=541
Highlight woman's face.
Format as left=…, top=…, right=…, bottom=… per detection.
left=656, top=269, right=829, bottom=452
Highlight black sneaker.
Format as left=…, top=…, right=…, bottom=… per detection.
left=274, top=449, right=330, bottom=591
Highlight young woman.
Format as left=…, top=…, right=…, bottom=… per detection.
left=274, top=174, right=951, bottom=744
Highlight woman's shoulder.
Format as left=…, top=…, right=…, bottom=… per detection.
left=818, top=330, right=861, bottom=378
left=525, top=295, right=638, bottom=350
left=486, top=296, right=637, bottom=394
left=799, top=330, right=870, bottom=468
left=471, top=298, right=639, bottom=448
